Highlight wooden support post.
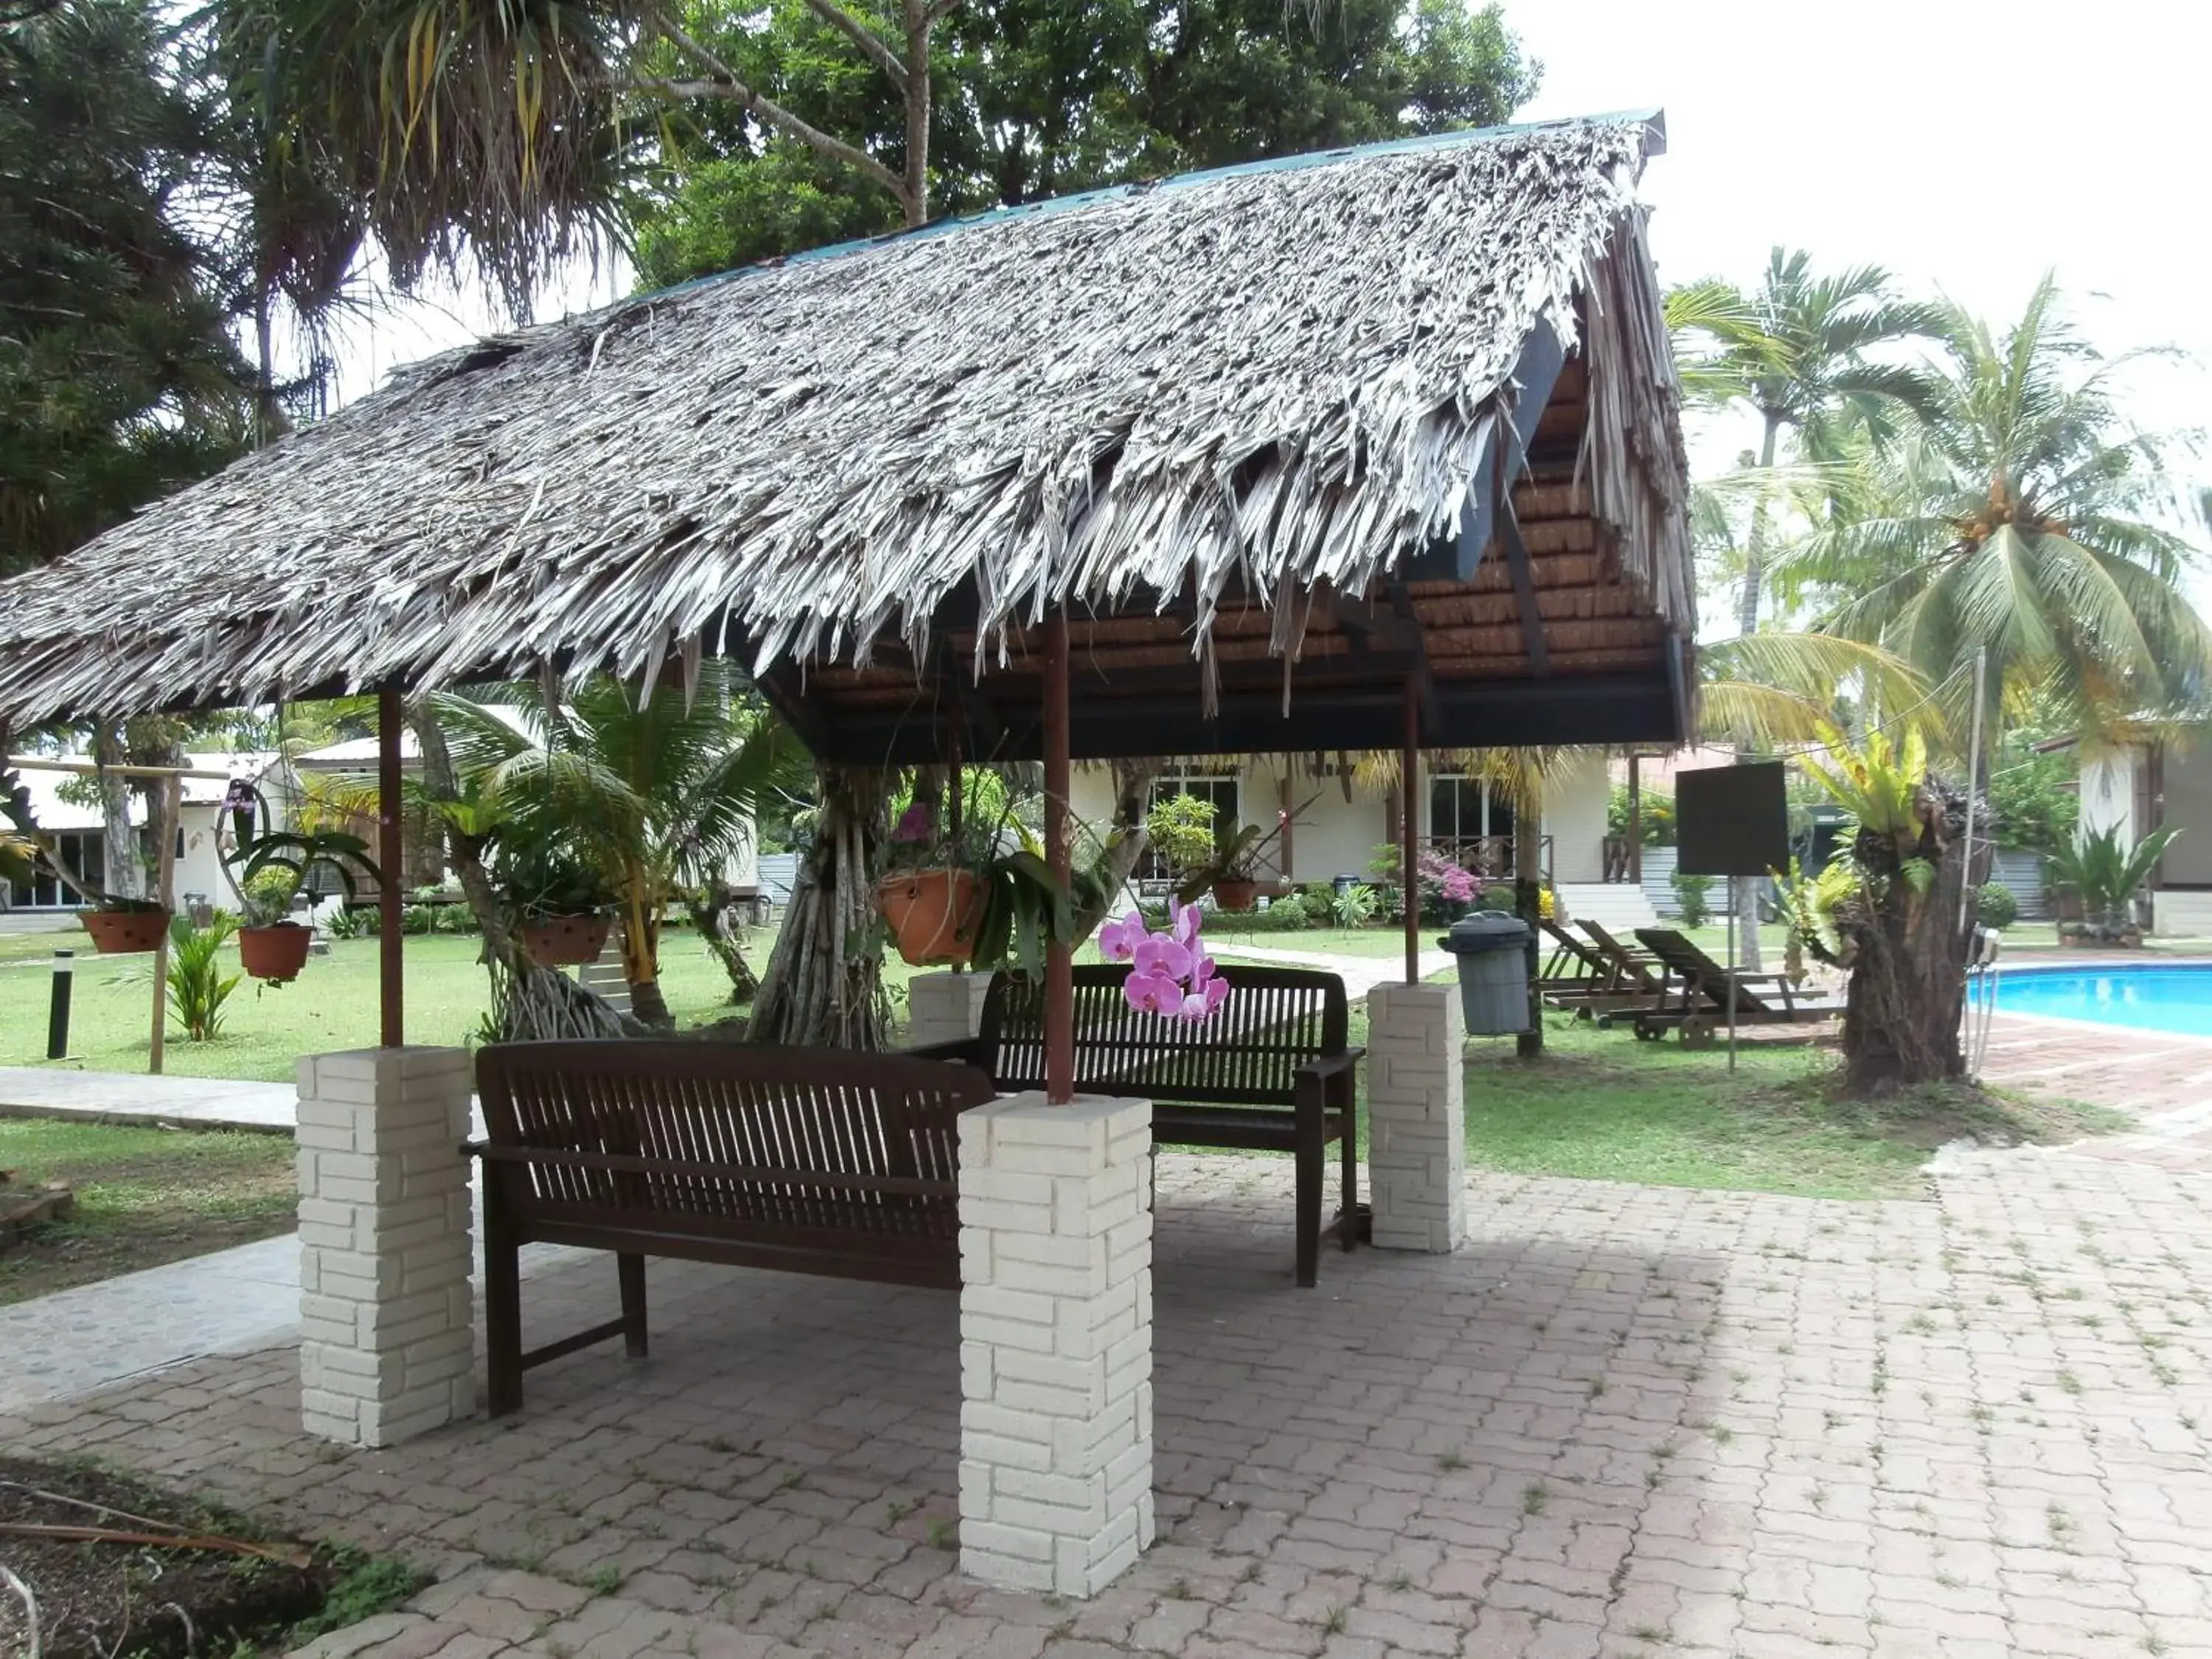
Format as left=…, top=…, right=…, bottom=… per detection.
left=147, top=774, right=180, bottom=1074
left=378, top=684, right=406, bottom=1048
left=1402, top=678, right=1419, bottom=986
left=1044, top=612, right=1074, bottom=1105
left=1627, top=754, right=1643, bottom=885
left=1515, top=799, right=1543, bottom=1058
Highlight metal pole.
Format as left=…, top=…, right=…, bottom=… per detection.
left=1402, top=678, right=1419, bottom=985
left=148, top=773, right=179, bottom=1074
left=1043, top=612, right=1074, bottom=1105
left=46, top=949, right=72, bottom=1060
left=378, top=684, right=406, bottom=1048
left=1956, top=645, right=1989, bottom=934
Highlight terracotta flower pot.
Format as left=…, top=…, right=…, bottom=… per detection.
left=875, top=869, right=985, bottom=967
left=524, top=912, right=613, bottom=968
left=1211, top=878, right=1259, bottom=912
left=83, top=908, right=170, bottom=954
left=240, top=922, right=314, bottom=982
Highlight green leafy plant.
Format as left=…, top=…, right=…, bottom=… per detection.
left=1330, top=883, right=1377, bottom=928
left=1143, top=794, right=1219, bottom=878
left=2048, top=824, right=2180, bottom=939
left=232, top=828, right=382, bottom=926
left=496, top=835, right=615, bottom=919
left=1170, top=803, right=1307, bottom=905
left=166, top=911, right=242, bottom=1040
left=1975, top=883, right=2019, bottom=930
left=1608, top=785, right=1676, bottom=846
left=1671, top=870, right=1714, bottom=928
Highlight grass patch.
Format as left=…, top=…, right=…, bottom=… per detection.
left=0, top=1119, right=296, bottom=1302
left=0, top=928, right=855, bottom=1083
left=1432, top=1012, right=2121, bottom=1200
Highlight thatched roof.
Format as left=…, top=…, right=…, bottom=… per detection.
left=0, top=111, right=1694, bottom=749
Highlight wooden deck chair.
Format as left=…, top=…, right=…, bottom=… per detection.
left=1629, top=927, right=1846, bottom=1045
left=1539, top=919, right=1668, bottom=1016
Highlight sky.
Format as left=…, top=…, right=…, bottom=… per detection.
left=331, top=0, right=2212, bottom=494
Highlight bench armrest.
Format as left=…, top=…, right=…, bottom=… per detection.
left=1298, top=1047, right=1366, bottom=1079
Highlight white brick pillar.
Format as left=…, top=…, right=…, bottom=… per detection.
left=577, top=925, right=632, bottom=1018
left=908, top=970, right=991, bottom=1046
left=296, top=1048, right=476, bottom=1447
left=957, top=1093, right=1154, bottom=1598
left=1366, top=983, right=1466, bottom=1253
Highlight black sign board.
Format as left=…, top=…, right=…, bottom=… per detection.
left=1674, top=762, right=1790, bottom=878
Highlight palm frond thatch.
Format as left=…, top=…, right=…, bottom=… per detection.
left=0, top=113, right=1689, bottom=727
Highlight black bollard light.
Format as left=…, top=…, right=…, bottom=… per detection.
left=46, top=947, right=72, bottom=1060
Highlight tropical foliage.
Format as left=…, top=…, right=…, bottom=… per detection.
left=2047, top=824, right=2182, bottom=940
left=434, top=664, right=806, bottom=1028
left=166, top=912, right=243, bottom=1042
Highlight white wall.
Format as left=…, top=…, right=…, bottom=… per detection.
left=1540, top=752, right=1611, bottom=884
left=2076, top=746, right=2140, bottom=842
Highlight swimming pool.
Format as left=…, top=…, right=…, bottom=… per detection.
left=1980, top=962, right=2212, bottom=1037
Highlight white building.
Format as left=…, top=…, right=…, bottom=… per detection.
left=2076, top=736, right=2212, bottom=935
left=4, top=754, right=285, bottom=911
left=1070, top=748, right=1655, bottom=929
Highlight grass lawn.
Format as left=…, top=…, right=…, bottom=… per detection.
left=0, top=1118, right=296, bottom=1303
left=0, top=927, right=825, bottom=1083
left=1434, top=1011, right=2124, bottom=1200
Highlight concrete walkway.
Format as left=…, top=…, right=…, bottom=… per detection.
left=0, top=1064, right=295, bottom=1130
left=1206, top=939, right=1453, bottom=995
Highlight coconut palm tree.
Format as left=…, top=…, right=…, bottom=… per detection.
left=1672, top=251, right=1941, bottom=636
left=434, top=662, right=808, bottom=1029
left=1779, top=277, right=2212, bottom=762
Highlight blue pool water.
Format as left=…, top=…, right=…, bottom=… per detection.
left=1980, top=963, right=2212, bottom=1037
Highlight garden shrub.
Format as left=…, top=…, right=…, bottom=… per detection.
left=1975, top=883, right=2019, bottom=930
left=1672, top=870, right=1714, bottom=928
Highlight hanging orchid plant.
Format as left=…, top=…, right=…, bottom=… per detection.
left=1099, top=900, right=1229, bottom=1022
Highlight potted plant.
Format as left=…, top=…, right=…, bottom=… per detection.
left=1172, top=812, right=1298, bottom=912
left=501, top=840, right=617, bottom=967
left=876, top=794, right=991, bottom=966
left=232, top=828, right=382, bottom=982
left=83, top=894, right=170, bottom=954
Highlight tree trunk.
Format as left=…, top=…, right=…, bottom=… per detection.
left=90, top=722, right=142, bottom=900
left=751, top=765, right=889, bottom=1049
left=689, top=883, right=763, bottom=1004
left=1837, top=782, right=1973, bottom=1094
left=409, top=700, right=641, bottom=1042
left=1731, top=414, right=1786, bottom=975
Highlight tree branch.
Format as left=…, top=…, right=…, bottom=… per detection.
left=802, top=0, right=908, bottom=93
left=641, top=6, right=914, bottom=212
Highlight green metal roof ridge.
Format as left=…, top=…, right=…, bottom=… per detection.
left=641, top=106, right=1665, bottom=307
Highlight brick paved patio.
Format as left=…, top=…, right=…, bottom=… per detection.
left=5, top=1129, right=2208, bottom=1658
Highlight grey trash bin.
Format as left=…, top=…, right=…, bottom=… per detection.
left=1438, top=912, right=1532, bottom=1034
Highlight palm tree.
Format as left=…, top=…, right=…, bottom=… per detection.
left=1780, top=277, right=2212, bottom=763
left=1672, top=250, right=1941, bottom=636
left=434, top=663, right=807, bottom=1029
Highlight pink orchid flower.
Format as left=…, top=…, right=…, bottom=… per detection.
left=1096, top=910, right=1146, bottom=963
left=1169, top=899, right=1203, bottom=947
left=1132, top=932, right=1192, bottom=982
left=891, top=801, right=934, bottom=844
left=1123, top=970, right=1184, bottom=1016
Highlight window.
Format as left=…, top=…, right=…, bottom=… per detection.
left=1141, top=770, right=1240, bottom=882
left=8, top=830, right=101, bottom=910
left=1429, top=775, right=1512, bottom=872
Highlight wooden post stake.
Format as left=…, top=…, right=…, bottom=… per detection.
left=1044, top=612, right=1074, bottom=1104
left=147, top=773, right=180, bottom=1074
left=1515, top=796, right=1543, bottom=1058
left=378, top=684, right=406, bottom=1048
left=1402, top=678, right=1419, bottom=985
left=1627, top=753, right=1643, bottom=885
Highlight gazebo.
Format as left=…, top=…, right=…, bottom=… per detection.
left=0, top=108, right=1694, bottom=1598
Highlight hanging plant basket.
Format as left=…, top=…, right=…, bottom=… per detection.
left=239, top=922, right=314, bottom=983
left=1211, top=878, right=1259, bottom=913
left=83, top=908, right=170, bottom=954
left=524, top=913, right=613, bottom=968
left=875, top=870, right=986, bottom=967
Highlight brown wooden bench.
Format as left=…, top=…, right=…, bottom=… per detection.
left=471, top=1041, right=996, bottom=1416
left=915, top=964, right=1362, bottom=1287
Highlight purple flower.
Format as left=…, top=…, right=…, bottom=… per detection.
left=1132, top=932, right=1192, bottom=982
left=891, top=801, right=934, bottom=844
left=1096, top=910, right=1145, bottom=964
left=1169, top=898, right=1202, bottom=947
left=1124, top=970, right=1184, bottom=1015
